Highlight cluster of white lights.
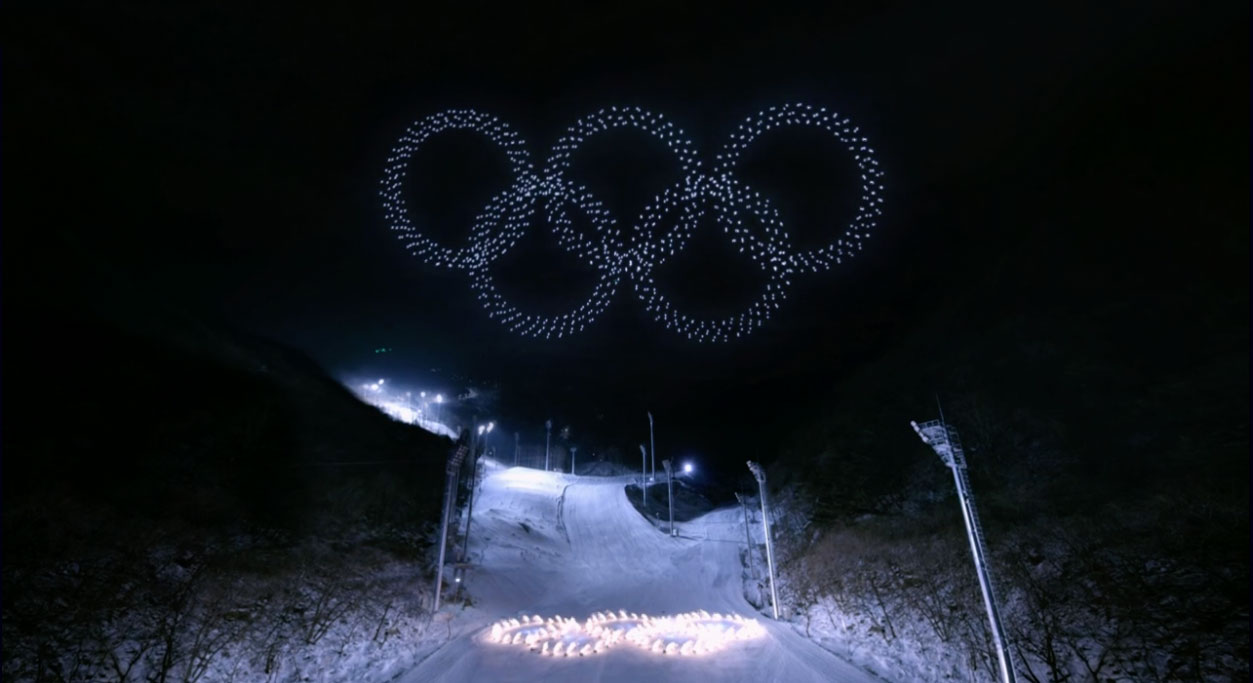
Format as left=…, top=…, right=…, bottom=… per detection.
left=381, top=103, right=885, bottom=342
left=485, top=609, right=765, bottom=658
left=346, top=379, right=457, bottom=437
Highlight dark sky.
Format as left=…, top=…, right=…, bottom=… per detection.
left=7, top=3, right=1247, bottom=470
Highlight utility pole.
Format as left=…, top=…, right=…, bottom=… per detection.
left=662, top=459, right=675, bottom=536
left=647, top=411, right=656, bottom=482
left=911, top=418, right=1017, bottom=683
left=434, top=443, right=467, bottom=612
left=734, top=492, right=757, bottom=580
left=746, top=461, right=779, bottom=619
left=459, top=421, right=481, bottom=564
left=638, top=444, right=648, bottom=510
left=544, top=419, right=552, bottom=471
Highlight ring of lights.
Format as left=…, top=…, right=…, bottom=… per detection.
left=467, top=183, right=624, bottom=339
left=380, top=109, right=536, bottom=271
left=630, top=175, right=794, bottom=342
left=715, top=102, right=884, bottom=274
left=381, top=104, right=885, bottom=341
left=485, top=610, right=766, bottom=658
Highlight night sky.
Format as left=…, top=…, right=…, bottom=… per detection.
left=7, top=3, right=1247, bottom=471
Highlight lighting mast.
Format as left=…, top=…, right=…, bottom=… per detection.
left=746, top=461, right=779, bottom=619
left=911, top=418, right=1016, bottom=683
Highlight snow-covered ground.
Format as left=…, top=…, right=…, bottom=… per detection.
left=400, top=461, right=882, bottom=682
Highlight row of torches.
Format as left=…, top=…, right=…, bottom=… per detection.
left=486, top=609, right=766, bottom=657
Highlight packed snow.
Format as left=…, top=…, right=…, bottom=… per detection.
left=399, top=461, right=881, bottom=682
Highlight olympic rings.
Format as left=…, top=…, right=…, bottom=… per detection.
left=380, top=103, right=886, bottom=341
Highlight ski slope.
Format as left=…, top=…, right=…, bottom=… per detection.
left=399, top=462, right=881, bottom=682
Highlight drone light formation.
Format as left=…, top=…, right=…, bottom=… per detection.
left=381, top=104, right=885, bottom=342
left=485, top=610, right=766, bottom=658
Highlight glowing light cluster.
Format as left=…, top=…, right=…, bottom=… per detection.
left=345, top=378, right=458, bottom=438
left=381, top=104, right=885, bottom=342
left=485, top=609, right=765, bottom=658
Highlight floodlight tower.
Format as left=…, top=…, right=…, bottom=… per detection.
left=746, top=461, right=779, bottom=619
left=434, top=443, right=467, bottom=611
left=662, top=459, right=675, bottom=536
left=911, top=418, right=1016, bottom=683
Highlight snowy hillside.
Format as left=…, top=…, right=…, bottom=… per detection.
left=405, top=461, right=880, bottom=682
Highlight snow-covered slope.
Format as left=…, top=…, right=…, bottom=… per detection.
left=400, top=462, right=881, bottom=682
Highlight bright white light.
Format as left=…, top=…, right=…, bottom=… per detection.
left=478, top=425, right=486, bottom=435
left=486, top=421, right=495, bottom=432
left=435, top=394, right=444, bottom=403
left=420, top=391, right=426, bottom=398
left=485, top=610, right=764, bottom=657
left=378, top=378, right=385, bottom=385
left=683, top=462, right=693, bottom=474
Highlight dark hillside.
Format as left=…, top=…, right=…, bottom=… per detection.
left=2, top=265, right=457, bottom=681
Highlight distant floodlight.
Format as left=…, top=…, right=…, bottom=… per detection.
left=436, top=394, right=444, bottom=403
left=487, top=421, right=495, bottom=432
left=378, top=378, right=385, bottom=384
left=478, top=425, right=486, bottom=435
left=682, top=462, right=693, bottom=474
left=420, top=391, right=427, bottom=398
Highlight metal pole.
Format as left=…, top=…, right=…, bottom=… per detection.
left=747, top=461, right=779, bottom=619
left=735, top=492, right=757, bottom=579
left=638, top=444, right=648, bottom=510
left=911, top=419, right=1016, bottom=683
left=545, top=420, right=552, bottom=471
left=459, top=422, right=480, bottom=564
left=647, top=411, right=655, bottom=482
left=663, top=459, right=675, bottom=536
left=434, top=444, right=467, bottom=612
left=570, top=446, right=577, bottom=475
left=951, top=464, right=1014, bottom=683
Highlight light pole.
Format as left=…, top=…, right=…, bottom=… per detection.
left=459, top=421, right=493, bottom=569
left=570, top=446, right=577, bottom=475
left=746, top=461, right=779, bottom=619
left=647, top=411, right=656, bottom=482
left=662, top=459, right=675, bottom=536
left=911, top=418, right=1016, bottom=683
left=513, top=431, right=520, bottom=467
left=638, top=444, right=648, bottom=510
left=734, top=492, right=757, bottom=580
left=434, top=442, right=467, bottom=612
left=544, top=419, right=552, bottom=471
